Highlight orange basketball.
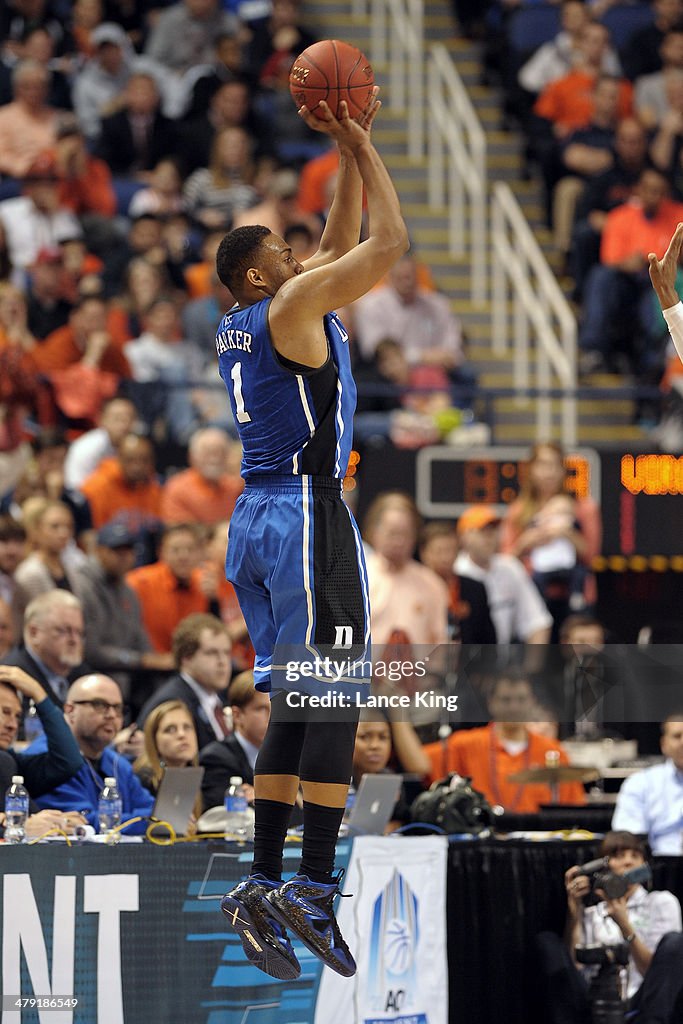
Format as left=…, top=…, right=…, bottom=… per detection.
left=289, top=39, right=375, bottom=120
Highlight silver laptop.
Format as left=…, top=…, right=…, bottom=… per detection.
left=346, top=773, right=402, bottom=836
left=152, top=766, right=205, bottom=836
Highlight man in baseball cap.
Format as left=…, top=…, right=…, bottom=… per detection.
left=71, top=517, right=173, bottom=713
left=0, top=151, right=80, bottom=269
left=455, top=505, right=552, bottom=645
left=456, top=505, right=502, bottom=536
left=96, top=520, right=138, bottom=549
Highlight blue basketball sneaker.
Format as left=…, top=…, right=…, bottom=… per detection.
left=221, top=874, right=301, bottom=980
left=265, top=870, right=357, bottom=977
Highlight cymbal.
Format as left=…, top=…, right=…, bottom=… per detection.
left=508, top=765, right=600, bottom=785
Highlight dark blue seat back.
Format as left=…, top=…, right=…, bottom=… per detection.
left=507, top=5, right=562, bottom=59
left=600, top=3, right=655, bottom=50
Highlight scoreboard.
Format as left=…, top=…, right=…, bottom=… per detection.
left=356, top=444, right=683, bottom=560
left=354, top=444, right=683, bottom=642
left=414, top=446, right=599, bottom=517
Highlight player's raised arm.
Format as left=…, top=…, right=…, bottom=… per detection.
left=303, top=92, right=380, bottom=271
left=271, top=105, right=408, bottom=330
left=650, top=222, right=683, bottom=363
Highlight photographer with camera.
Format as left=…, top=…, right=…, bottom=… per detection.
left=539, top=831, right=683, bottom=1023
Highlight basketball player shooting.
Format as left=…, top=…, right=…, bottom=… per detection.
left=215, top=88, right=409, bottom=981
left=649, top=222, right=683, bottom=361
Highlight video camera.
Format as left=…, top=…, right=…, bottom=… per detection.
left=575, top=857, right=652, bottom=901
left=574, top=943, right=630, bottom=1024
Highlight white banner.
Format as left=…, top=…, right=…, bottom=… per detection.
left=315, top=835, right=448, bottom=1024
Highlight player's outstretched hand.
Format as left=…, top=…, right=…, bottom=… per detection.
left=649, top=222, right=683, bottom=309
left=297, top=97, right=377, bottom=150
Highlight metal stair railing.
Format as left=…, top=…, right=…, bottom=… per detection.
left=147, top=378, right=654, bottom=448
left=355, top=0, right=487, bottom=306
left=352, top=0, right=424, bottom=161
left=353, top=0, right=579, bottom=445
left=427, top=42, right=487, bottom=306
left=491, top=180, right=577, bottom=447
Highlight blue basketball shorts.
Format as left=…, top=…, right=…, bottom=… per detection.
left=224, top=475, right=371, bottom=695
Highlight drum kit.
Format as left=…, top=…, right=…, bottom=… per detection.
left=508, top=752, right=600, bottom=803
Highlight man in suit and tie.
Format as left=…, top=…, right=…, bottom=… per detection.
left=137, top=613, right=232, bottom=751
left=199, top=670, right=270, bottom=810
left=96, top=71, right=178, bottom=178
left=1, top=590, right=87, bottom=716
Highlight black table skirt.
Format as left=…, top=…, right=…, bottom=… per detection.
left=446, top=839, right=683, bottom=1024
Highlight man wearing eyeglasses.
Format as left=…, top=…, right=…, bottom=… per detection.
left=26, top=672, right=154, bottom=835
left=1, top=590, right=87, bottom=716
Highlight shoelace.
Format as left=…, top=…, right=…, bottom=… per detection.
left=330, top=868, right=353, bottom=900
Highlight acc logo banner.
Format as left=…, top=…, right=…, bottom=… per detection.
left=314, top=836, right=448, bottom=1024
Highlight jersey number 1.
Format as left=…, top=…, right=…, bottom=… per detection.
left=230, top=362, right=252, bottom=423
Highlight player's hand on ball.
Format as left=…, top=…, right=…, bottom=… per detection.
left=357, top=86, right=381, bottom=133
left=298, top=99, right=373, bottom=150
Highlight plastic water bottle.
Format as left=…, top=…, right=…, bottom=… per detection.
left=98, top=777, right=122, bottom=844
left=224, top=776, right=250, bottom=842
left=4, top=776, right=29, bottom=844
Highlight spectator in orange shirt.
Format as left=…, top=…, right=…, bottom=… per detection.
left=161, top=428, right=244, bottom=526
left=296, top=145, right=339, bottom=217
left=46, top=113, right=127, bottom=288
left=126, top=524, right=219, bottom=654
left=51, top=114, right=116, bottom=220
left=534, top=25, right=633, bottom=135
left=205, top=519, right=253, bottom=671
left=31, top=295, right=131, bottom=428
left=531, top=23, right=633, bottom=224
left=79, top=434, right=162, bottom=529
left=579, top=166, right=683, bottom=376
left=184, top=230, right=225, bottom=299
left=423, top=668, right=586, bottom=813
left=32, top=295, right=130, bottom=376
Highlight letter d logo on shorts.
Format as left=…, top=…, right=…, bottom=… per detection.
left=333, top=625, right=353, bottom=648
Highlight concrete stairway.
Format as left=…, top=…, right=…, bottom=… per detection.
left=303, top=0, right=650, bottom=445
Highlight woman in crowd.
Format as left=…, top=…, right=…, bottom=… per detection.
left=134, top=700, right=201, bottom=832
left=112, top=257, right=172, bottom=340
left=183, top=126, right=260, bottom=232
left=500, top=442, right=602, bottom=639
left=349, top=712, right=428, bottom=832
left=14, top=498, right=81, bottom=599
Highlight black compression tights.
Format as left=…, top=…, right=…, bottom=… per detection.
left=251, top=690, right=359, bottom=882
left=255, top=690, right=359, bottom=785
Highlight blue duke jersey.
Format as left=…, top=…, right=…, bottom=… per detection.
left=216, top=297, right=357, bottom=479
left=216, top=295, right=370, bottom=696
